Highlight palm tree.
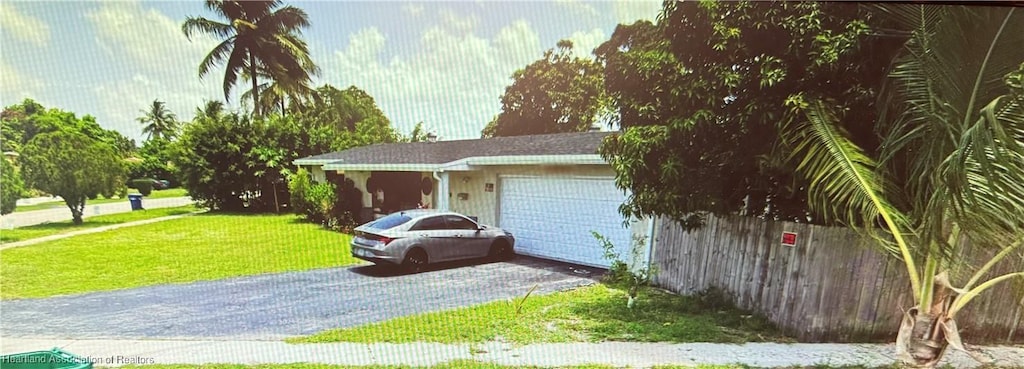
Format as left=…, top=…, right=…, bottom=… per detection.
left=194, top=99, right=225, bottom=121
left=240, top=66, right=317, bottom=116
left=784, top=5, right=1023, bottom=367
left=182, top=0, right=319, bottom=117
left=137, top=99, right=179, bottom=140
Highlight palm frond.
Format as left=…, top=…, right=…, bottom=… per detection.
left=786, top=100, right=922, bottom=296
left=181, top=17, right=233, bottom=40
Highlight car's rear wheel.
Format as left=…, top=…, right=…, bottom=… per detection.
left=489, top=239, right=513, bottom=261
left=402, top=248, right=428, bottom=273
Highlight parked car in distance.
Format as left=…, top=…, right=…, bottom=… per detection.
left=351, top=209, right=515, bottom=273
left=151, top=179, right=168, bottom=190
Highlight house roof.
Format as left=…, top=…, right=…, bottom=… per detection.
left=294, top=131, right=614, bottom=170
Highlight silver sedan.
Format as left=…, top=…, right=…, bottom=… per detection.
left=350, top=209, right=516, bottom=273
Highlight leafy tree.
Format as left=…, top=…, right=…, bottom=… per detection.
left=1, top=158, right=25, bottom=214
left=130, top=137, right=177, bottom=185
left=173, top=111, right=260, bottom=211
left=784, top=5, right=1023, bottom=366
left=20, top=130, right=125, bottom=224
left=487, top=40, right=607, bottom=137
left=596, top=1, right=901, bottom=229
left=137, top=99, right=179, bottom=140
left=2, top=99, right=134, bottom=157
left=293, top=85, right=400, bottom=151
left=405, top=121, right=428, bottom=142
left=182, top=0, right=319, bottom=117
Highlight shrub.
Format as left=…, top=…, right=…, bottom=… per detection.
left=305, top=182, right=337, bottom=226
left=130, top=178, right=154, bottom=196
left=288, top=168, right=313, bottom=215
left=1, top=158, right=25, bottom=215
left=593, top=231, right=657, bottom=308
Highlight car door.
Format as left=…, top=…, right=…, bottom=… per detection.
left=443, top=214, right=490, bottom=259
left=408, top=216, right=455, bottom=262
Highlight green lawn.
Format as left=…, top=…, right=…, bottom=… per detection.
left=14, top=188, right=189, bottom=212
left=0, top=213, right=356, bottom=299
left=0, top=205, right=201, bottom=244
left=290, top=284, right=789, bottom=345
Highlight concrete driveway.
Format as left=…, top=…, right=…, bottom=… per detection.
left=0, top=257, right=600, bottom=340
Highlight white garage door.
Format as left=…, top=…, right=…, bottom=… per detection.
left=498, top=176, right=633, bottom=268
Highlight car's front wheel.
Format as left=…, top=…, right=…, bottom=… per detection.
left=488, top=240, right=514, bottom=261
left=402, top=248, right=428, bottom=274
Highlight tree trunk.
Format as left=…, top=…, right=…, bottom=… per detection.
left=272, top=181, right=280, bottom=214
left=66, top=197, right=85, bottom=225
left=895, top=276, right=967, bottom=368
left=249, top=53, right=260, bottom=117
left=896, top=308, right=948, bottom=368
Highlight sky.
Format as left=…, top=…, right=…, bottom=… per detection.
left=0, top=0, right=661, bottom=144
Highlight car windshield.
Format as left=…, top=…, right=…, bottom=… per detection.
left=367, top=213, right=412, bottom=230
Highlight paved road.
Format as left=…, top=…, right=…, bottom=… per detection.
left=0, top=197, right=193, bottom=229
left=0, top=257, right=600, bottom=341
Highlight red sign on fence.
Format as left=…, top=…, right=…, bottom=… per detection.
left=781, top=232, right=798, bottom=247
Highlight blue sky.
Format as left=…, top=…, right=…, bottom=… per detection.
left=1, top=0, right=660, bottom=143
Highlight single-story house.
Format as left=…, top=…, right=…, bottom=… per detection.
left=293, top=131, right=652, bottom=269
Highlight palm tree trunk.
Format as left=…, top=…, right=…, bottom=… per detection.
left=896, top=280, right=956, bottom=368
left=249, top=53, right=260, bottom=117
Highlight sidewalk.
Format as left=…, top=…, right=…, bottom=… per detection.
left=0, top=197, right=193, bottom=229
left=1, top=338, right=1021, bottom=368
left=0, top=212, right=202, bottom=250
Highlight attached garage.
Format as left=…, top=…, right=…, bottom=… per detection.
left=295, top=131, right=653, bottom=270
left=498, top=176, right=633, bottom=268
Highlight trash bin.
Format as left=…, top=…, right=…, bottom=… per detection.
left=128, top=194, right=143, bottom=211
left=1, top=347, right=93, bottom=369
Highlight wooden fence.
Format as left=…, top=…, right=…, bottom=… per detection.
left=651, top=214, right=1024, bottom=343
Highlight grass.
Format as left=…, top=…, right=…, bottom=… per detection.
left=289, top=284, right=789, bottom=345
left=14, top=188, right=189, bottom=212
left=0, top=213, right=356, bottom=299
left=0, top=205, right=201, bottom=244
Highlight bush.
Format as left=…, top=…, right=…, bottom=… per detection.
left=288, top=168, right=313, bottom=215
left=305, top=182, right=337, bottom=226
left=594, top=232, right=657, bottom=309
left=1, top=158, right=25, bottom=215
left=130, top=178, right=154, bottom=196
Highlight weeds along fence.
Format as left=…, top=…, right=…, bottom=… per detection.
left=650, top=214, right=1024, bottom=343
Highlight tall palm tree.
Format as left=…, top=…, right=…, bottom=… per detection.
left=784, top=5, right=1023, bottom=367
left=194, top=99, right=225, bottom=121
left=137, top=99, right=179, bottom=140
left=240, top=66, right=317, bottom=116
left=182, top=0, right=319, bottom=117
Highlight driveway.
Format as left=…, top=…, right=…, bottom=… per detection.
left=0, top=197, right=193, bottom=229
left=0, top=257, right=600, bottom=340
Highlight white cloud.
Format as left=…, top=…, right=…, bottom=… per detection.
left=613, top=0, right=661, bottom=24
left=555, top=0, right=600, bottom=19
left=401, top=3, right=424, bottom=17
left=0, top=2, right=51, bottom=47
left=84, top=0, right=224, bottom=141
left=565, top=28, right=606, bottom=58
left=325, top=18, right=542, bottom=140
left=0, top=61, right=44, bottom=106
